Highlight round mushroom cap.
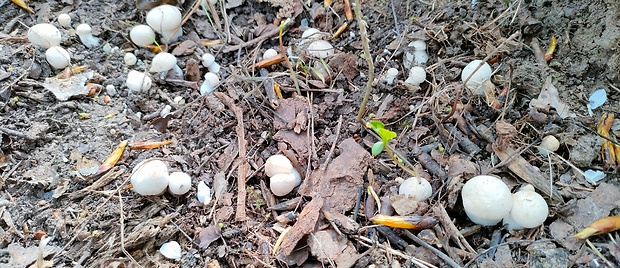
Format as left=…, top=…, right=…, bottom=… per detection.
left=306, top=40, right=334, bottom=59
left=150, top=52, right=177, bottom=73
left=201, top=53, right=215, bottom=67
left=462, top=175, right=512, bottom=226
left=505, top=185, right=548, bottom=229
left=264, top=155, right=294, bottom=177
left=386, top=68, right=399, bottom=77
left=168, top=172, right=192, bottom=195
left=57, top=14, right=71, bottom=28
left=538, top=135, right=560, bottom=156
left=126, top=70, right=152, bottom=92
left=75, top=24, right=92, bottom=35
left=398, top=177, right=432, bottom=201
left=461, top=60, right=492, bottom=90
left=28, top=23, right=62, bottom=49
left=409, top=40, right=427, bottom=51
left=146, top=4, right=182, bottom=33
left=45, top=46, right=71, bottom=69
left=131, top=159, right=169, bottom=196
left=405, top=66, right=426, bottom=86
left=263, top=48, right=279, bottom=59
left=270, top=172, right=301, bottom=196
left=130, top=25, right=156, bottom=46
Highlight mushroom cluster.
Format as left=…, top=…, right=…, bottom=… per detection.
left=461, top=175, right=549, bottom=230
left=264, top=155, right=302, bottom=196
left=130, top=159, right=192, bottom=196
left=27, top=23, right=72, bottom=70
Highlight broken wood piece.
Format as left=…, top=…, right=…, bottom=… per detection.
left=492, top=143, right=564, bottom=203
left=276, top=196, right=323, bottom=257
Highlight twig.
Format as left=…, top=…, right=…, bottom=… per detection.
left=215, top=92, right=248, bottom=221
left=278, top=19, right=300, bottom=95
left=321, top=115, right=343, bottom=169
left=354, top=235, right=436, bottom=268
left=0, top=126, right=37, bottom=140
left=222, top=24, right=285, bottom=53
left=353, top=0, right=375, bottom=123
left=403, top=230, right=462, bottom=268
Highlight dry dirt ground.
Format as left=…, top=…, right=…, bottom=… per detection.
left=0, top=0, right=619, bottom=267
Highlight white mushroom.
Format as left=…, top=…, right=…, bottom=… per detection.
left=124, top=52, right=137, bottom=66
left=462, top=175, right=513, bottom=226
left=405, top=66, right=426, bottom=86
left=398, top=177, right=432, bottom=201
left=45, top=46, right=71, bottom=69
left=150, top=52, right=182, bottom=77
left=130, top=159, right=169, bottom=196
left=270, top=172, right=302, bottom=196
left=159, top=241, right=182, bottom=260
left=263, top=48, right=279, bottom=59
left=168, top=171, right=191, bottom=195
left=75, top=24, right=99, bottom=48
left=502, top=184, right=548, bottom=230
left=28, top=23, right=62, bottom=49
left=129, top=24, right=156, bottom=47
left=301, top=28, right=323, bottom=40
left=57, top=14, right=71, bottom=28
left=201, top=53, right=221, bottom=73
left=410, top=40, right=428, bottom=64
left=199, top=72, right=220, bottom=95
left=306, top=40, right=334, bottom=59
left=384, top=68, right=399, bottom=85
left=461, top=60, right=492, bottom=93
left=538, top=135, right=560, bottom=157
left=126, top=70, right=152, bottom=93
left=264, top=155, right=294, bottom=177
left=196, top=181, right=212, bottom=205
left=146, top=4, right=183, bottom=44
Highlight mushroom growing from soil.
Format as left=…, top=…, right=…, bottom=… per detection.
left=57, top=14, right=71, bottom=28
left=461, top=175, right=513, bottom=226
left=398, top=177, right=432, bottom=201
left=126, top=70, right=152, bottom=92
left=306, top=40, right=334, bottom=59
left=146, top=4, right=183, bottom=44
left=150, top=52, right=182, bottom=77
left=129, top=24, right=156, bottom=47
left=461, top=60, right=492, bottom=93
left=130, top=159, right=169, bottom=196
left=75, top=24, right=99, bottom=48
left=265, top=154, right=302, bottom=196
left=124, top=52, right=137, bottom=66
left=384, top=68, right=399, bottom=85
left=410, top=40, right=428, bottom=64
left=199, top=72, right=220, bottom=95
left=538, top=135, right=560, bottom=156
left=201, top=53, right=220, bottom=73
left=45, top=46, right=71, bottom=69
left=263, top=48, right=278, bottom=59
left=405, top=66, right=426, bottom=86
left=502, top=184, right=549, bottom=230
left=168, top=171, right=191, bottom=195
left=28, top=23, right=62, bottom=49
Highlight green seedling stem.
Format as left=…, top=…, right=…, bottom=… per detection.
left=353, top=0, right=374, bottom=123
left=368, top=120, right=417, bottom=177
left=278, top=19, right=301, bottom=95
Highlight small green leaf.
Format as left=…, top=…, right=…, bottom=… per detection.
left=367, top=120, right=397, bottom=144
left=372, top=142, right=384, bottom=156
left=378, top=128, right=397, bottom=143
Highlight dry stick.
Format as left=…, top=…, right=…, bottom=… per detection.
left=442, top=31, right=521, bottom=122
left=119, top=189, right=141, bottom=267
left=222, top=26, right=282, bottom=53
left=215, top=92, right=248, bottom=221
left=0, top=126, right=37, bottom=140
left=354, top=235, right=436, bottom=268
left=353, top=0, right=375, bottom=123
left=403, top=230, right=462, bottom=268
left=321, top=115, right=343, bottom=170
left=278, top=20, right=300, bottom=95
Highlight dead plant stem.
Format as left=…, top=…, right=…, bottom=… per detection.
left=353, top=0, right=375, bottom=123
left=278, top=20, right=300, bottom=95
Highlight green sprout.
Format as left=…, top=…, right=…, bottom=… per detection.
left=367, top=120, right=396, bottom=156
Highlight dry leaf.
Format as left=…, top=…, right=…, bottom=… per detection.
left=198, top=224, right=221, bottom=249
left=574, top=215, right=620, bottom=239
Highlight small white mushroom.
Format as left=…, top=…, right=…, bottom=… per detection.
left=150, top=52, right=182, bottom=77
left=130, top=159, right=169, bottom=196
left=146, top=4, right=183, bottom=44
left=124, top=52, right=137, bottom=66
left=168, top=171, right=191, bottom=195
left=75, top=24, right=99, bottom=48
left=384, top=68, right=399, bottom=85
left=264, top=155, right=294, bottom=177
left=199, top=72, right=220, bottom=95
left=126, top=70, right=152, bottom=93
left=410, top=40, right=428, bottom=64
left=28, top=23, right=62, bottom=49
left=57, top=14, right=71, bottom=28
left=159, top=241, right=182, bottom=260
left=538, top=135, right=560, bottom=157
left=462, top=175, right=513, bottom=226
left=201, top=53, right=221, bottom=73
left=302, top=28, right=323, bottom=40
left=270, top=172, right=302, bottom=196
left=502, top=184, right=548, bottom=230
left=129, top=24, right=156, bottom=47
left=405, top=66, right=426, bottom=86
left=461, top=60, right=492, bottom=92
left=263, top=48, right=279, bottom=59
left=45, top=46, right=71, bottom=69
left=196, top=181, right=212, bottom=205
left=306, top=40, right=334, bottom=59
left=398, top=177, right=432, bottom=201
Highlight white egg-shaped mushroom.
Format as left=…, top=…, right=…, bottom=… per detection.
left=384, top=68, right=399, bottom=85
left=131, top=159, right=169, bottom=196
left=168, top=172, right=192, bottom=195
left=126, top=70, right=152, bottom=93
left=75, top=24, right=99, bottom=48
left=199, top=72, right=220, bottom=95
left=45, top=46, right=71, bottom=69
left=306, top=40, right=334, bottom=59
left=124, top=52, right=137, bottom=66
left=398, top=177, right=432, bottom=201
left=538, top=135, right=560, bottom=157
left=150, top=52, right=182, bottom=76
left=270, top=172, right=302, bottom=196
left=263, top=48, right=279, bottom=59
left=130, top=24, right=156, bottom=47
left=57, top=14, right=71, bottom=28
left=146, top=4, right=183, bottom=44
left=159, top=241, right=182, bottom=260
left=462, top=175, right=513, bottom=226
left=264, top=155, right=294, bottom=177
left=201, top=53, right=220, bottom=73
left=502, top=184, right=548, bottom=230
left=405, top=66, right=426, bottom=86
left=28, top=23, right=62, bottom=49
left=302, top=28, right=322, bottom=40
left=461, top=60, right=492, bottom=91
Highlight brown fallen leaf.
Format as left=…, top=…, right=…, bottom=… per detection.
left=277, top=196, right=323, bottom=257
left=370, top=214, right=438, bottom=230
left=198, top=224, right=222, bottom=249
left=574, top=215, right=620, bottom=239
